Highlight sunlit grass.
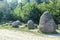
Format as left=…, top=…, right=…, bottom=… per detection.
left=0, top=24, right=60, bottom=37
left=0, top=24, right=46, bottom=36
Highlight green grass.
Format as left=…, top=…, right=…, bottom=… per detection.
left=0, top=24, right=46, bottom=36
left=0, top=24, right=60, bottom=37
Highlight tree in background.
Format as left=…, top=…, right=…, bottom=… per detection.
left=7, top=0, right=18, bottom=10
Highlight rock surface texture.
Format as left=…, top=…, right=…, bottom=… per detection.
left=27, top=20, right=35, bottom=29
left=12, top=20, right=21, bottom=28
left=39, top=11, right=56, bottom=33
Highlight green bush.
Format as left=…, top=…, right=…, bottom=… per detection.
left=37, top=1, right=60, bottom=24
left=0, top=0, right=59, bottom=24
left=14, top=2, right=41, bottom=23
left=22, top=2, right=41, bottom=23
left=7, top=0, right=60, bottom=24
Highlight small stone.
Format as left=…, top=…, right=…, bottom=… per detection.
left=11, top=20, right=21, bottom=28
left=58, top=24, right=60, bottom=28
left=27, top=20, right=35, bottom=29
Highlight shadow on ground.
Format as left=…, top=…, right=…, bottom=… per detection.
left=47, top=32, right=60, bottom=37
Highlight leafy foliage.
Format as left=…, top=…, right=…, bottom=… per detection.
left=37, top=1, right=60, bottom=24
left=0, top=0, right=60, bottom=24
left=14, top=2, right=41, bottom=23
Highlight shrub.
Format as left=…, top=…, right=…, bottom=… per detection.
left=37, top=1, right=60, bottom=24
left=14, top=2, right=41, bottom=23
left=0, top=0, right=60, bottom=25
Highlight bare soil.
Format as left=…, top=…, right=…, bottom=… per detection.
left=0, top=29, right=59, bottom=40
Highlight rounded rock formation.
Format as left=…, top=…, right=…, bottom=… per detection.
left=39, top=11, right=56, bottom=33
left=12, top=20, right=21, bottom=28
left=27, top=20, right=35, bottom=29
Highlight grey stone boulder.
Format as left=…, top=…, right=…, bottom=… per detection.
left=27, top=20, right=35, bottom=29
left=58, top=24, right=60, bottom=28
left=39, top=11, right=56, bottom=33
left=11, top=20, right=21, bottom=28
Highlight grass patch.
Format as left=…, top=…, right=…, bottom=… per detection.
left=0, top=24, right=60, bottom=37
left=0, top=24, right=46, bottom=37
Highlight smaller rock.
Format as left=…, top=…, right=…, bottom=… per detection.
left=58, top=24, right=60, bottom=28
left=27, top=20, right=35, bottom=29
left=11, top=20, right=21, bottom=28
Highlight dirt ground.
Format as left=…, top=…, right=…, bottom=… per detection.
left=0, top=29, right=60, bottom=40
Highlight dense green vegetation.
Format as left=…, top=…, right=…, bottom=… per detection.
left=13, top=0, right=60, bottom=24
left=0, top=0, right=60, bottom=24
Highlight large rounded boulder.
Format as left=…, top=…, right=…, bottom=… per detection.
left=27, top=20, right=35, bottom=29
left=39, top=11, right=56, bottom=33
left=11, top=20, right=21, bottom=28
